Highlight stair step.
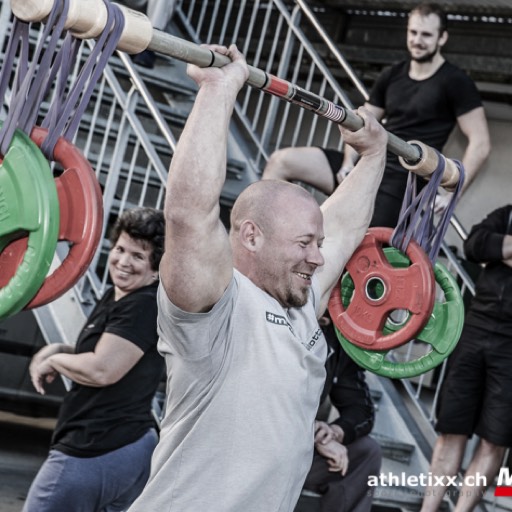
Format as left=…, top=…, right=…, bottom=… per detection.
left=371, top=432, right=415, bottom=464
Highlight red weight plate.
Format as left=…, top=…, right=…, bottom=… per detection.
left=24, top=126, right=103, bottom=308
left=328, top=227, right=435, bottom=350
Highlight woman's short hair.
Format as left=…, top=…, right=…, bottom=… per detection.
left=109, top=207, right=165, bottom=270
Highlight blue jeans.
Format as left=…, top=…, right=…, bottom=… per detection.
left=23, top=428, right=158, bottom=512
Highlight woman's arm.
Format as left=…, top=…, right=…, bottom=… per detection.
left=46, top=332, right=144, bottom=388
left=29, top=343, right=74, bottom=395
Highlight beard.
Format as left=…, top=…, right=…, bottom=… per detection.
left=410, top=46, right=438, bottom=63
left=286, top=293, right=308, bottom=308
left=283, top=283, right=309, bottom=308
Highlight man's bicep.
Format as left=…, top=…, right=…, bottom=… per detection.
left=457, top=106, right=487, bottom=134
left=160, top=219, right=233, bottom=313
left=316, top=238, right=352, bottom=314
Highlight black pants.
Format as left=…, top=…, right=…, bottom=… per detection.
left=295, top=436, right=382, bottom=512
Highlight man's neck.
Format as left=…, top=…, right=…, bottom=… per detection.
left=409, top=53, right=445, bottom=81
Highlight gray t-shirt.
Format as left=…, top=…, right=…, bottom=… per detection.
left=130, top=270, right=327, bottom=512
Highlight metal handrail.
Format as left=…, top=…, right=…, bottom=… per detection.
left=294, top=0, right=369, bottom=102
left=176, top=0, right=353, bottom=166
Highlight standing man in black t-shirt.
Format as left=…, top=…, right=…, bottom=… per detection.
left=262, top=2, right=491, bottom=228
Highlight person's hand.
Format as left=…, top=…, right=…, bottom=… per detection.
left=335, top=165, right=354, bottom=184
left=30, top=357, right=58, bottom=395
left=434, top=192, right=454, bottom=215
left=315, top=421, right=345, bottom=444
left=29, top=344, right=65, bottom=395
left=315, top=439, right=349, bottom=476
left=329, top=423, right=345, bottom=444
left=338, top=107, right=388, bottom=159
left=503, top=257, right=512, bottom=268
left=187, top=44, right=249, bottom=96
left=314, top=421, right=336, bottom=445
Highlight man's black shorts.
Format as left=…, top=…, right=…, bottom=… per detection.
left=435, top=321, right=512, bottom=446
left=318, top=148, right=343, bottom=191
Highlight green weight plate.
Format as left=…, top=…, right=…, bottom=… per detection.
left=336, top=248, right=464, bottom=379
left=0, top=128, right=60, bottom=319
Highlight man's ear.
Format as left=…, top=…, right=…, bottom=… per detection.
left=438, top=30, right=448, bottom=48
left=239, top=220, right=263, bottom=252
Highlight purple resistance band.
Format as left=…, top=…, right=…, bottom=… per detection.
left=0, top=0, right=125, bottom=161
left=390, top=150, right=465, bottom=265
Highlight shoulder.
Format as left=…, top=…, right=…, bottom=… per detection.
left=101, top=284, right=160, bottom=349
left=440, top=61, right=466, bottom=75
left=436, top=61, right=482, bottom=112
left=377, top=60, right=407, bottom=82
left=124, top=282, right=158, bottom=304
left=111, top=283, right=158, bottom=319
left=466, top=206, right=511, bottom=245
left=438, top=61, right=475, bottom=85
left=158, top=273, right=239, bottom=322
left=136, top=282, right=159, bottom=297
left=394, top=60, right=410, bottom=73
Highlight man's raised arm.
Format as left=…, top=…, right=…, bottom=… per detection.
left=159, top=45, right=249, bottom=313
left=316, top=108, right=388, bottom=312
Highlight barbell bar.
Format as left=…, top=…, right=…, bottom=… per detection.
left=11, top=0, right=461, bottom=190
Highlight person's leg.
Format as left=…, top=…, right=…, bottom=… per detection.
left=102, top=428, right=159, bottom=512
left=421, top=328, right=486, bottom=511
left=453, top=438, right=506, bottom=512
left=23, top=430, right=158, bottom=512
left=261, top=147, right=338, bottom=196
left=23, top=450, right=104, bottom=512
left=453, top=330, right=512, bottom=511
left=420, top=434, right=467, bottom=512
left=333, top=436, right=382, bottom=512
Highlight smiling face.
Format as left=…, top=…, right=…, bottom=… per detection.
left=108, top=232, right=157, bottom=300
left=231, top=180, right=326, bottom=308
left=407, top=12, right=447, bottom=63
left=254, top=194, right=325, bottom=308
